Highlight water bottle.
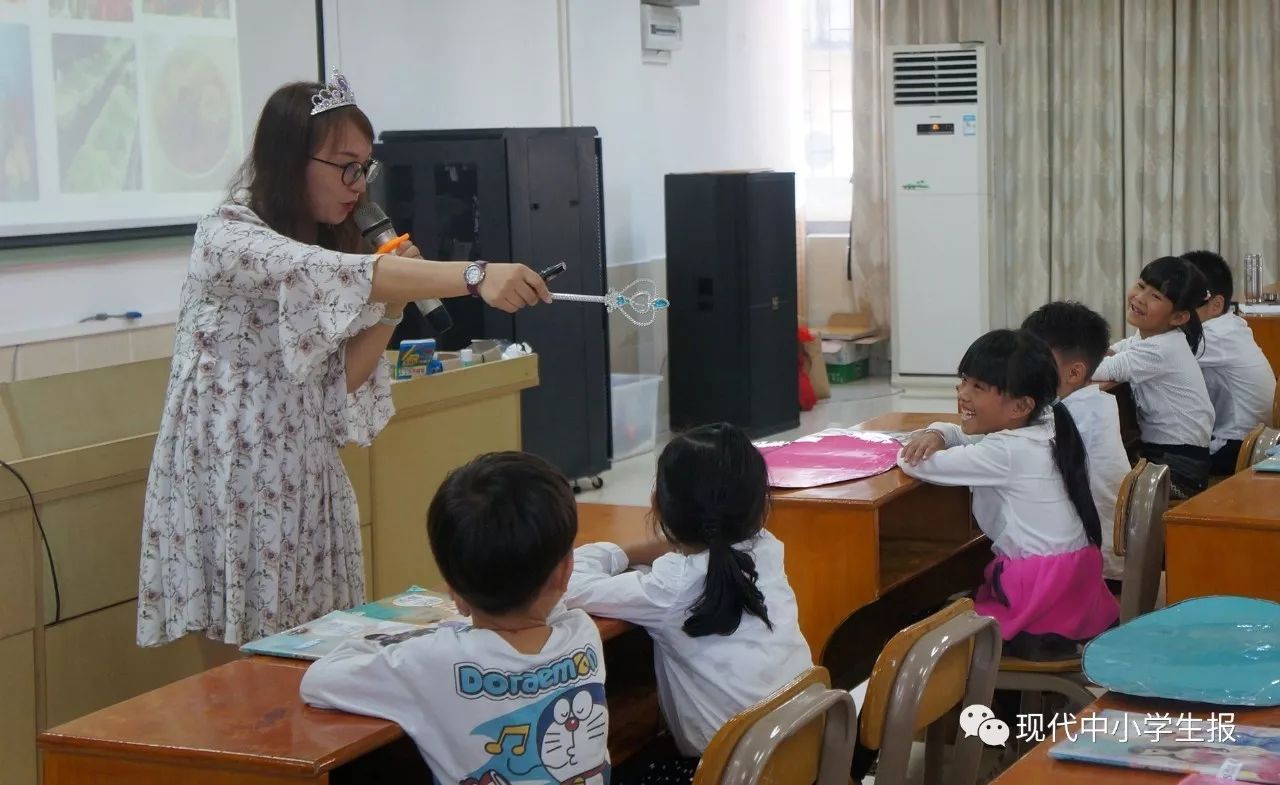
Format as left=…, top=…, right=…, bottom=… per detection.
left=1243, top=253, right=1262, bottom=305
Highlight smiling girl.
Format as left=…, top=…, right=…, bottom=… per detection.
left=1092, top=256, right=1215, bottom=497
left=898, top=329, right=1119, bottom=659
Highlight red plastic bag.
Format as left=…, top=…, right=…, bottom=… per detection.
left=798, top=367, right=817, bottom=411
left=797, top=326, right=817, bottom=411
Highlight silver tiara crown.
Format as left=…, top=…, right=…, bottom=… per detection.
left=311, top=68, right=356, bottom=116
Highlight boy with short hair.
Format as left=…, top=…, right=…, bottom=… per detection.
left=1182, top=250, right=1277, bottom=474
left=1023, top=302, right=1132, bottom=588
left=302, top=452, right=610, bottom=784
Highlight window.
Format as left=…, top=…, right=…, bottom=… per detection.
left=801, top=0, right=853, bottom=227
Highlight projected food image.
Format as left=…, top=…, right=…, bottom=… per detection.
left=50, top=0, right=133, bottom=21
left=53, top=34, right=141, bottom=192
left=146, top=37, right=241, bottom=189
left=142, top=0, right=230, bottom=18
left=0, top=25, right=37, bottom=201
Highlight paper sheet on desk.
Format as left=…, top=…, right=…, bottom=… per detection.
left=757, top=429, right=903, bottom=488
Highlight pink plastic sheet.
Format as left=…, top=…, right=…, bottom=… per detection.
left=758, top=429, right=904, bottom=489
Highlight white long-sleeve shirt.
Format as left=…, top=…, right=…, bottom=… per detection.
left=1061, top=386, right=1131, bottom=580
left=898, top=418, right=1091, bottom=560
left=300, top=606, right=610, bottom=785
left=1093, top=330, right=1214, bottom=448
left=1198, top=314, right=1277, bottom=452
left=564, top=532, right=812, bottom=757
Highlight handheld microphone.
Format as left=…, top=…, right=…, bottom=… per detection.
left=353, top=202, right=453, bottom=334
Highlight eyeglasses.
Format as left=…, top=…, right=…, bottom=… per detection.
left=310, top=156, right=381, bottom=186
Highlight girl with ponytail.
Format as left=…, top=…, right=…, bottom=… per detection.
left=899, top=329, right=1119, bottom=660
left=565, top=423, right=811, bottom=773
left=1092, top=256, right=1216, bottom=497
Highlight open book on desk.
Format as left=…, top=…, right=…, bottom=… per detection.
left=241, top=586, right=468, bottom=661
left=1049, top=710, right=1280, bottom=784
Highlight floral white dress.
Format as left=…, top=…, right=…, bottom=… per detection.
left=137, top=203, right=394, bottom=647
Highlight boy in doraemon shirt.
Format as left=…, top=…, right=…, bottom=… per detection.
left=301, top=453, right=610, bottom=784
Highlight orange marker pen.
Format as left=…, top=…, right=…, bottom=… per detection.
left=376, top=233, right=411, bottom=254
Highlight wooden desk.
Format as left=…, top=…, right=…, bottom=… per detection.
left=38, top=509, right=659, bottom=785
left=573, top=413, right=984, bottom=666
left=993, top=693, right=1280, bottom=783
left=1244, top=314, right=1280, bottom=377
left=37, top=414, right=987, bottom=783
left=1164, top=467, right=1280, bottom=604
left=772, top=413, right=983, bottom=660
left=658, top=411, right=983, bottom=689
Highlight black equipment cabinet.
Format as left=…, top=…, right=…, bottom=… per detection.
left=374, top=127, right=611, bottom=480
left=664, top=170, right=799, bottom=438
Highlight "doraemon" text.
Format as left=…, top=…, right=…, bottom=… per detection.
left=455, top=646, right=600, bottom=700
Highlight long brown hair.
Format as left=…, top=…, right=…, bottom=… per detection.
left=229, top=81, right=375, bottom=253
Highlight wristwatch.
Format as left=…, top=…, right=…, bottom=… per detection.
left=464, top=260, right=488, bottom=298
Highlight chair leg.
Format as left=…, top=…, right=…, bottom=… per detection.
left=1015, top=689, right=1044, bottom=759
left=923, top=721, right=946, bottom=785
left=996, top=671, right=1096, bottom=712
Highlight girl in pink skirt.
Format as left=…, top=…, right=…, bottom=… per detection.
left=899, top=329, right=1120, bottom=660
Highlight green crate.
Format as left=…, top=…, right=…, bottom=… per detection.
left=826, top=358, right=869, bottom=384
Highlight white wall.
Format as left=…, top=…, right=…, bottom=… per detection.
left=569, top=0, right=801, bottom=267
left=320, top=0, right=564, bottom=133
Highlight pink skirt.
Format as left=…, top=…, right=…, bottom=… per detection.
left=974, top=547, right=1119, bottom=641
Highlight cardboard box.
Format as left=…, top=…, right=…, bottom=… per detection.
left=814, top=312, right=876, bottom=341
left=822, top=332, right=886, bottom=384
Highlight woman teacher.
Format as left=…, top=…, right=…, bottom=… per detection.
left=136, top=71, right=549, bottom=647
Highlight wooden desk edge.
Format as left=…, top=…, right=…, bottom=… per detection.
left=773, top=472, right=925, bottom=509
left=37, top=720, right=407, bottom=777
left=1164, top=515, right=1280, bottom=532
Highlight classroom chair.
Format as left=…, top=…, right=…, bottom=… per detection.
left=1236, top=425, right=1280, bottom=472
left=995, top=460, right=1170, bottom=720
left=694, top=666, right=857, bottom=785
left=855, top=598, right=1002, bottom=785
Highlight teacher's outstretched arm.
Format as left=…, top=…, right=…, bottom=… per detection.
left=343, top=247, right=552, bottom=392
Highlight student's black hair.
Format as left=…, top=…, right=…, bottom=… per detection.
left=1139, top=256, right=1210, bottom=354
left=654, top=423, right=773, bottom=637
left=427, top=452, right=577, bottom=615
left=1021, top=301, right=1113, bottom=376
left=1181, top=249, right=1233, bottom=306
left=957, top=330, right=1102, bottom=548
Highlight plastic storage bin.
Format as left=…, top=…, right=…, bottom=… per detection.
left=611, top=374, right=662, bottom=460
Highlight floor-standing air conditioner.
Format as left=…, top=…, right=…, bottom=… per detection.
left=886, top=43, right=1003, bottom=389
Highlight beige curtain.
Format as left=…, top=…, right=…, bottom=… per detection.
left=1124, top=0, right=1280, bottom=300
left=848, top=0, right=999, bottom=332
left=851, top=0, right=1280, bottom=338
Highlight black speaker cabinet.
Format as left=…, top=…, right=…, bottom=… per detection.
left=665, top=171, right=799, bottom=438
left=373, top=128, right=610, bottom=481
